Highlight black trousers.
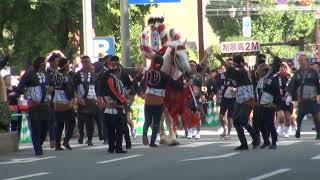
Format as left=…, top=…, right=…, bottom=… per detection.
left=77, top=113, right=95, bottom=142
left=233, top=102, right=258, bottom=146
left=55, top=109, right=76, bottom=147
left=94, top=108, right=105, bottom=140
left=143, top=105, right=164, bottom=144
left=256, top=106, right=277, bottom=145
left=104, top=113, right=125, bottom=151
left=122, top=113, right=131, bottom=145
left=29, top=120, right=48, bottom=153
left=252, top=107, right=261, bottom=141
left=48, top=107, right=56, bottom=141
left=296, top=100, right=320, bottom=137
left=29, top=106, right=50, bottom=153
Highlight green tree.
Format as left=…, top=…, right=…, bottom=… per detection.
left=0, top=0, right=152, bottom=72
left=207, top=16, right=242, bottom=41
left=0, top=0, right=82, bottom=71
left=94, top=0, right=153, bottom=66
left=207, top=8, right=316, bottom=59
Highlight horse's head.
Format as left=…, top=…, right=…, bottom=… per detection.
left=161, top=40, right=192, bottom=79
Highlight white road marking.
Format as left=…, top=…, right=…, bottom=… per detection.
left=178, top=142, right=218, bottom=148
left=310, top=155, right=320, bottom=160
left=1, top=172, right=51, bottom=180
left=0, top=156, right=56, bottom=165
left=248, top=169, right=291, bottom=180
left=176, top=130, right=239, bottom=136
left=82, top=145, right=107, bottom=150
left=277, top=140, right=301, bottom=146
left=221, top=140, right=301, bottom=147
left=180, top=152, right=239, bottom=162
left=65, top=144, right=88, bottom=148
left=221, top=142, right=241, bottom=147
left=131, top=142, right=227, bottom=149
left=18, top=145, right=33, bottom=150
left=82, top=143, right=141, bottom=150
left=97, top=154, right=143, bottom=164
left=132, top=145, right=148, bottom=149
left=42, top=144, right=88, bottom=150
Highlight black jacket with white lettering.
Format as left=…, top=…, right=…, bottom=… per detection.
left=287, top=68, right=320, bottom=100
left=256, top=73, right=281, bottom=106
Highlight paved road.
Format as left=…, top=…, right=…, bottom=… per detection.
left=0, top=123, right=319, bottom=180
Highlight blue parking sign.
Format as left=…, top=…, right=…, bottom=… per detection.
left=93, top=37, right=115, bottom=58
left=128, top=0, right=180, bottom=5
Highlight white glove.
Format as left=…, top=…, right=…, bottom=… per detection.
left=286, top=95, right=292, bottom=106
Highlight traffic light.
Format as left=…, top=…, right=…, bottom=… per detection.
left=295, top=0, right=311, bottom=6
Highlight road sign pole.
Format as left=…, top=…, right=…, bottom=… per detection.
left=120, top=0, right=131, bottom=67
left=82, top=0, right=94, bottom=59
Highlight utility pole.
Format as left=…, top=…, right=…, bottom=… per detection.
left=120, top=0, right=131, bottom=67
left=316, top=17, right=320, bottom=55
left=316, top=6, right=320, bottom=57
left=82, top=0, right=93, bottom=58
left=197, top=0, right=204, bottom=61
left=246, top=0, right=250, bottom=17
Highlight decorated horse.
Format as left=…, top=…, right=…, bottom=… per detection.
left=139, top=17, right=201, bottom=145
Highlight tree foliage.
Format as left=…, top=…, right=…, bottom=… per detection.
left=0, top=0, right=152, bottom=73
left=207, top=4, right=316, bottom=59
left=87, top=0, right=152, bottom=66
left=207, top=16, right=242, bottom=42
left=0, top=0, right=82, bottom=72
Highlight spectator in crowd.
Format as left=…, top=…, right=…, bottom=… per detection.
left=4, top=75, right=20, bottom=134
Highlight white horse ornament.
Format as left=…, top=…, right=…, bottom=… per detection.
left=159, top=40, right=199, bottom=146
